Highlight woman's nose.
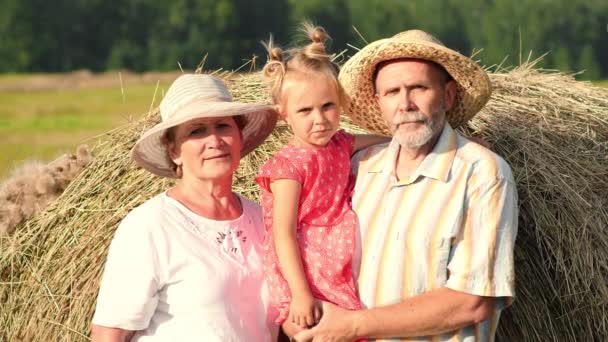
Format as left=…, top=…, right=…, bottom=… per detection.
left=205, top=133, right=224, bottom=148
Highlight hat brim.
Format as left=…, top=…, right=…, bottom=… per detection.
left=339, top=37, right=492, bottom=134
left=131, top=101, right=277, bottom=178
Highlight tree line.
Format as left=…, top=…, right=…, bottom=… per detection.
left=1, top=0, right=606, bottom=79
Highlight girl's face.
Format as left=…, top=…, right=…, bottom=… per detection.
left=280, top=73, right=341, bottom=148
left=168, top=116, right=242, bottom=181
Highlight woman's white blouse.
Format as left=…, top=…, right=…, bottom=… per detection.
left=92, top=192, right=277, bottom=342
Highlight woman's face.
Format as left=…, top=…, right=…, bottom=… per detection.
left=169, top=116, right=242, bottom=181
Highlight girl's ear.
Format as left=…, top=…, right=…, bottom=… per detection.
left=276, top=104, right=289, bottom=122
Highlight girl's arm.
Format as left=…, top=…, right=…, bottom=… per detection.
left=270, top=179, right=321, bottom=328
left=353, top=134, right=391, bottom=153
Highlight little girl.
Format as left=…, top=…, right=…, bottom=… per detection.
left=255, top=23, right=387, bottom=330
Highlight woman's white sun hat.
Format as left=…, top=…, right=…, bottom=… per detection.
left=131, top=74, right=278, bottom=178
left=339, top=29, right=492, bottom=134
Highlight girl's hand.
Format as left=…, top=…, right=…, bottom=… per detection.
left=289, top=292, right=322, bottom=328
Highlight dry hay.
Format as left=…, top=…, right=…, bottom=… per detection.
left=1, top=65, right=607, bottom=341
left=0, top=145, right=94, bottom=235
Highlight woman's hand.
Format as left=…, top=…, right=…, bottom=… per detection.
left=289, top=291, right=322, bottom=328
left=90, top=325, right=135, bottom=342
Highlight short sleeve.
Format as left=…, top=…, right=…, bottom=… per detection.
left=334, top=129, right=355, bottom=156
left=445, top=175, right=518, bottom=303
left=350, top=148, right=367, bottom=177
left=255, top=156, right=303, bottom=193
left=92, top=211, right=162, bottom=330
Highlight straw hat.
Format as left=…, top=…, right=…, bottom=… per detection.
left=131, top=74, right=277, bottom=178
left=339, top=29, right=492, bottom=134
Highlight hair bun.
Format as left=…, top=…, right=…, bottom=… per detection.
left=261, top=22, right=341, bottom=106
left=302, top=21, right=330, bottom=45
left=309, top=25, right=328, bottom=44
left=300, top=22, right=331, bottom=60
left=269, top=47, right=284, bottom=62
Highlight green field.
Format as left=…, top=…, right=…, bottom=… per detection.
left=1, top=73, right=607, bottom=180
left=0, top=73, right=173, bottom=179
left=593, top=80, right=608, bottom=88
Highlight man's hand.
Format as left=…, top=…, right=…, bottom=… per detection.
left=294, top=302, right=360, bottom=342
left=282, top=319, right=306, bottom=340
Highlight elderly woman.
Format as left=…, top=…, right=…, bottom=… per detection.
left=90, top=74, right=278, bottom=341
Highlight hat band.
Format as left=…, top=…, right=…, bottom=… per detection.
left=160, top=93, right=232, bottom=121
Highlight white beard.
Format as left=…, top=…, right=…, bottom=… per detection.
left=391, top=104, right=445, bottom=149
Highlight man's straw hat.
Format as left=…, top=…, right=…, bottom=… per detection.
left=339, top=29, right=492, bottom=134
left=131, top=74, right=277, bottom=178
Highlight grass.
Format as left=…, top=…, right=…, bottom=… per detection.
left=593, top=80, right=608, bottom=88
left=1, top=72, right=605, bottom=180
left=0, top=75, right=172, bottom=179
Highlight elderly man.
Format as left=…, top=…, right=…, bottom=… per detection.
left=294, top=30, right=518, bottom=341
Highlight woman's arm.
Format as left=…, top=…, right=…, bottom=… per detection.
left=90, top=325, right=135, bottom=342
left=270, top=179, right=320, bottom=328
left=353, top=134, right=390, bottom=153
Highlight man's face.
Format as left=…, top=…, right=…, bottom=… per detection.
left=374, top=59, right=456, bottom=149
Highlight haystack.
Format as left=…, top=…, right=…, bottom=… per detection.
left=1, top=65, right=607, bottom=341
left=0, top=145, right=94, bottom=235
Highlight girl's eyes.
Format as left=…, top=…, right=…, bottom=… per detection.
left=296, top=107, right=312, bottom=115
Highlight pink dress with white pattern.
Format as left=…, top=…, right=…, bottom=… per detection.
left=255, top=130, right=362, bottom=324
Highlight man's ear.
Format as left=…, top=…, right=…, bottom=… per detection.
left=444, top=80, right=457, bottom=111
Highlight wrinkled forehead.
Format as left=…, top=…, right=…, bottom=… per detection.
left=373, top=58, right=452, bottom=89
left=173, top=116, right=236, bottom=134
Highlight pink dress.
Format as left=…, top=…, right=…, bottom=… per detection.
left=255, top=130, right=362, bottom=324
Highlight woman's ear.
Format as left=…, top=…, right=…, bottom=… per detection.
left=167, top=142, right=182, bottom=166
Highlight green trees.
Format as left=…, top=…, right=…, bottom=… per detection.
left=0, top=0, right=605, bottom=79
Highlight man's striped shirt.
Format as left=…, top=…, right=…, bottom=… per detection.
left=351, top=124, right=518, bottom=342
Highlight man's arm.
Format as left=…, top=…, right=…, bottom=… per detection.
left=355, top=288, right=494, bottom=338
left=352, top=134, right=390, bottom=153
left=295, top=288, right=495, bottom=341
left=297, top=170, right=516, bottom=341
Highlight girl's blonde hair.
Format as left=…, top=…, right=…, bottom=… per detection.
left=262, top=22, right=347, bottom=108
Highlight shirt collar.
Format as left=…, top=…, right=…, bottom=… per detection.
left=367, top=124, right=457, bottom=183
